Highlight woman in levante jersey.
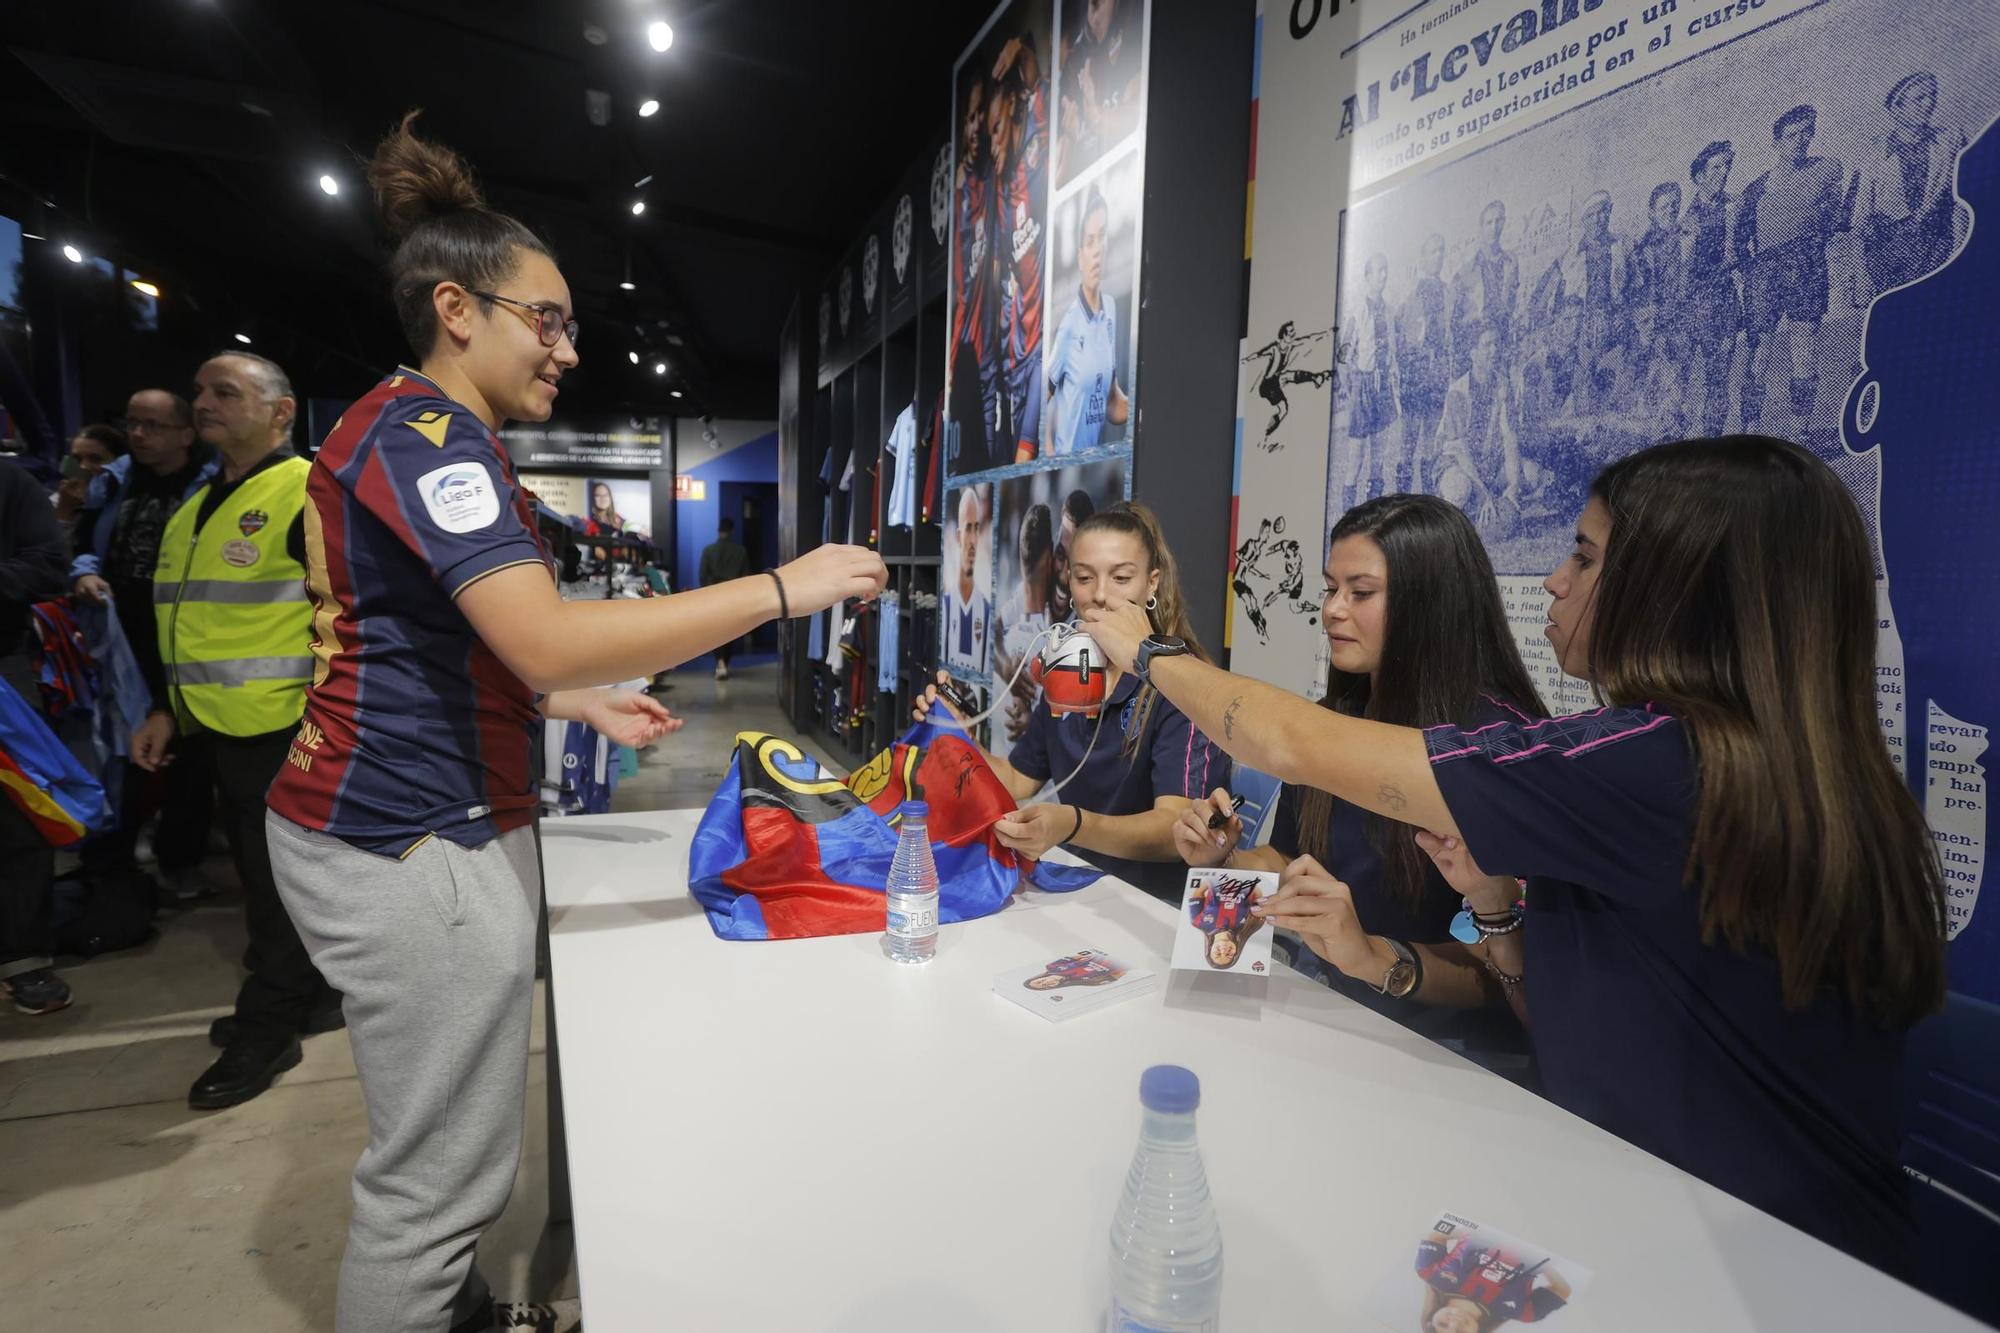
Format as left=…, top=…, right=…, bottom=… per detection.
left=1082, top=436, right=1946, bottom=1279
left=263, top=113, right=884, bottom=1333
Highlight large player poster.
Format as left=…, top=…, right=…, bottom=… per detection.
left=1232, top=0, right=1999, bottom=999
left=945, top=0, right=1150, bottom=716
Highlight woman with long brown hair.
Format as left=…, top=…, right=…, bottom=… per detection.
left=263, top=113, right=884, bottom=1333
left=1082, top=436, right=1946, bottom=1277
left=1177, top=494, right=1544, bottom=1031
left=915, top=500, right=1227, bottom=901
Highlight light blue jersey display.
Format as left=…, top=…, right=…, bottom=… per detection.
left=1047, top=289, right=1118, bottom=455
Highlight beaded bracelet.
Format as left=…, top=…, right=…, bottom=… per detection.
left=1482, top=954, right=1524, bottom=988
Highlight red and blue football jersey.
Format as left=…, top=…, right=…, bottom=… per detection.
left=1046, top=952, right=1118, bottom=982
left=1189, top=876, right=1259, bottom=933
left=950, top=166, right=994, bottom=372
left=266, top=368, right=551, bottom=858
left=997, top=81, right=1049, bottom=370
left=1417, top=1238, right=1568, bottom=1323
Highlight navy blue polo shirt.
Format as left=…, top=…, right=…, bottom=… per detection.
left=1272, top=696, right=1536, bottom=1048
left=1426, top=703, right=1916, bottom=1277
left=1008, top=671, right=1227, bottom=900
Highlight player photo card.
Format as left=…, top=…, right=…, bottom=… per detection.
left=1172, top=868, right=1277, bottom=975
left=994, top=948, right=1158, bottom=1022
left=941, top=483, right=995, bottom=679
left=1367, top=1209, right=1594, bottom=1332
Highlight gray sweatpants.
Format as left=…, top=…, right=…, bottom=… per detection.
left=267, top=811, right=540, bottom=1333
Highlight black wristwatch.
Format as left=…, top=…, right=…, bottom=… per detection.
left=1133, top=634, right=1190, bottom=684
left=1377, top=938, right=1421, bottom=999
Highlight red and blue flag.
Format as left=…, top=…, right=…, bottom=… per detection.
left=0, top=678, right=110, bottom=849
left=689, top=713, right=1100, bottom=941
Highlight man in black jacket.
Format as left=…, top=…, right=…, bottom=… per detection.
left=0, top=456, right=77, bottom=1014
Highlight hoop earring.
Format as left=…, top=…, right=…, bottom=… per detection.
left=1145, top=595, right=1158, bottom=612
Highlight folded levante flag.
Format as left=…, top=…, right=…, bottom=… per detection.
left=0, top=677, right=110, bottom=849
left=689, top=713, right=1100, bottom=940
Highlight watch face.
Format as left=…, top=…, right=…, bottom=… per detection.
left=1386, top=960, right=1418, bottom=998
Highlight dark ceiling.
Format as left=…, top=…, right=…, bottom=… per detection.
left=2, top=0, right=998, bottom=420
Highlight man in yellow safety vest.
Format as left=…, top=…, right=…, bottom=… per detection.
left=132, top=351, right=340, bottom=1110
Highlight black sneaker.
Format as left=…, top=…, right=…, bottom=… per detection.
left=494, top=1302, right=556, bottom=1332
left=3, top=968, right=73, bottom=1016
left=208, top=1001, right=345, bottom=1048
left=187, top=1037, right=302, bottom=1110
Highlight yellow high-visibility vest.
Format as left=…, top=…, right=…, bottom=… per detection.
left=154, top=455, right=313, bottom=737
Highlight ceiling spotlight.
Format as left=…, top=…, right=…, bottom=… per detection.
left=233, top=332, right=253, bottom=345
left=628, top=350, right=640, bottom=365
left=638, top=99, right=660, bottom=118
left=671, top=389, right=684, bottom=399
left=631, top=200, right=646, bottom=216
left=130, top=279, right=161, bottom=297
left=62, top=244, right=83, bottom=263
left=653, top=361, right=667, bottom=376
left=647, top=20, right=673, bottom=52
left=619, top=280, right=636, bottom=291
left=633, top=174, right=654, bottom=188
left=318, top=174, right=339, bottom=196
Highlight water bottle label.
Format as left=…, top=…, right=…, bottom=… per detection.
left=887, top=901, right=937, bottom=935
left=1107, top=1302, right=1216, bottom=1333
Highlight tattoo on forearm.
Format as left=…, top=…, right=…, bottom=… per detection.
left=1222, top=695, right=1243, bottom=741
left=1377, top=783, right=1408, bottom=813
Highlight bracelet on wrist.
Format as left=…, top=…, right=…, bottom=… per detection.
left=1065, top=805, right=1084, bottom=845
left=1473, top=915, right=1523, bottom=937
left=1482, top=954, right=1524, bottom=988
left=766, top=569, right=790, bottom=620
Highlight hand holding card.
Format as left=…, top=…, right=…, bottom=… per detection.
left=1172, top=868, right=1278, bottom=975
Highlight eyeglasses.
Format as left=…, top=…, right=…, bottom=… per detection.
left=469, top=290, right=581, bottom=349
left=118, top=417, right=188, bottom=435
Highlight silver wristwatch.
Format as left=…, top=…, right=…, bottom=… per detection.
left=1377, top=938, right=1419, bottom=998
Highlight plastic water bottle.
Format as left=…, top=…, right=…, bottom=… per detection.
left=1107, top=1065, right=1223, bottom=1332
left=884, top=800, right=939, bottom=964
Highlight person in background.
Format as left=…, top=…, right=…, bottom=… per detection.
left=50, top=423, right=127, bottom=531
left=993, top=501, right=1057, bottom=743
left=1081, top=435, right=1946, bottom=1279
left=989, top=33, right=1049, bottom=464
left=1051, top=486, right=1094, bottom=622
left=70, top=389, right=221, bottom=895
left=942, top=485, right=994, bottom=676
left=1451, top=199, right=1520, bottom=377
left=1736, top=104, right=1846, bottom=433
left=1857, top=71, right=1967, bottom=296
left=586, top=480, right=624, bottom=532
left=1176, top=494, right=1543, bottom=1037
left=130, top=351, right=342, bottom=1110
left=1044, top=185, right=1127, bottom=456
left=697, top=516, right=750, bottom=680
left=263, top=112, right=884, bottom=1333
left=0, top=456, right=77, bottom=1014
left=1679, top=141, right=1743, bottom=437
left=916, top=500, right=1226, bottom=903
left=1397, top=233, right=1452, bottom=489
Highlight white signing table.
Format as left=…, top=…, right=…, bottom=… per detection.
left=540, top=808, right=1979, bottom=1331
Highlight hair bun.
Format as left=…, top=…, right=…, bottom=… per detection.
left=367, top=109, right=485, bottom=237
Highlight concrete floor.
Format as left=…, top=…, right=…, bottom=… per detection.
left=0, top=663, right=827, bottom=1333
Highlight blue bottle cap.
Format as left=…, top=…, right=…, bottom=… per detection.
left=1139, top=1064, right=1200, bottom=1114
left=900, top=799, right=929, bottom=819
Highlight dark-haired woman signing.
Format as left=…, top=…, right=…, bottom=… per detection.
left=264, top=113, right=884, bottom=1333
left=1177, top=495, right=1542, bottom=1032
left=1084, top=436, right=1945, bottom=1277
